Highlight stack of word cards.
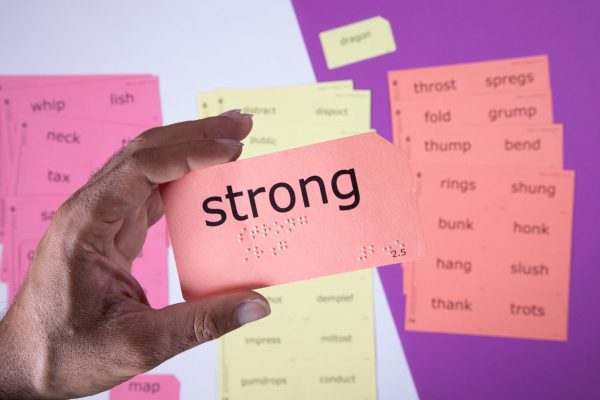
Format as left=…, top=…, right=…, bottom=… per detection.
left=198, top=82, right=378, bottom=399
left=388, top=55, right=575, bottom=341
left=0, top=75, right=169, bottom=310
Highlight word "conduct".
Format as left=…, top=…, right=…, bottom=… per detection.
left=202, top=168, right=360, bottom=227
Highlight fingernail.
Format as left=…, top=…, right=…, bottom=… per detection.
left=219, top=109, right=252, bottom=119
left=220, top=109, right=241, bottom=118
left=236, top=299, right=271, bottom=325
left=214, top=138, right=243, bottom=146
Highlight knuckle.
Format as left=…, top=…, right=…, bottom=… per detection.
left=121, top=127, right=158, bottom=153
left=127, top=147, right=152, bottom=168
left=202, top=139, right=220, bottom=152
left=192, top=309, right=222, bottom=344
left=129, top=147, right=146, bottom=162
left=55, top=198, right=74, bottom=220
left=136, top=127, right=160, bottom=144
left=209, top=116, right=237, bottom=135
left=125, top=137, right=144, bottom=152
left=51, top=194, right=86, bottom=230
left=215, top=115, right=233, bottom=124
left=125, top=149, right=155, bottom=187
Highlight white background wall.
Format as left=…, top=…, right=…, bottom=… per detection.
left=0, top=1, right=418, bottom=398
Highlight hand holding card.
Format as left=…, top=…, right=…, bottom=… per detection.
left=0, top=113, right=271, bottom=399
left=161, top=132, right=426, bottom=299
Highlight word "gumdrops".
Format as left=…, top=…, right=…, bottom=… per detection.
left=202, top=168, right=360, bottom=227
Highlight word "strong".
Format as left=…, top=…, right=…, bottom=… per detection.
left=202, top=169, right=361, bottom=227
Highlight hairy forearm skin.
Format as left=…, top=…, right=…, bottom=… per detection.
left=0, top=257, right=71, bottom=400
left=0, top=302, right=43, bottom=399
left=0, top=250, right=95, bottom=400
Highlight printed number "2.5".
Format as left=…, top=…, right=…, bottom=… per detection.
left=390, top=248, right=407, bottom=258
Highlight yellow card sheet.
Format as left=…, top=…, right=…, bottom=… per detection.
left=242, top=120, right=370, bottom=158
left=197, top=80, right=354, bottom=118
left=206, top=82, right=377, bottom=399
left=197, top=89, right=371, bottom=128
left=219, top=271, right=377, bottom=400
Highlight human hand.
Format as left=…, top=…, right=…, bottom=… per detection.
left=0, top=110, right=271, bottom=399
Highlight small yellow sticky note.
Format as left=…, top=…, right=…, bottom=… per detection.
left=320, top=16, right=396, bottom=69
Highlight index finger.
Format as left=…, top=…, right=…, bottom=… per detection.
left=63, top=114, right=252, bottom=224
left=90, top=109, right=252, bottom=184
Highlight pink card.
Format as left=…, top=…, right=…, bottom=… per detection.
left=109, top=374, right=180, bottom=400
left=388, top=55, right=550, bottom=100
left=402, top=124, right=563, bottom=168
left=0, top=75, right=155, bottom=90
left=405, top=283, right=569, bottom=341
left=0, top=76, right=161, bottom=163
left=410, top=164, right=574, bottom=287
left=3, top=195, right=168, bottom=307
left=0, top=75, right=157, bottom=176
left=404, top=164, right=574, bottom=341
left=13, top=115, right=152, bottom=195
left=399, top=122, right=564, bottom=296
left=161, top=132, right=426, bottom=299
left=0, top=76, right=161, bottom=246
left=390, top=92, right=554, bottom=145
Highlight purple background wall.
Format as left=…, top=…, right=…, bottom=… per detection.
left=292, top=1, right=600, bottom=398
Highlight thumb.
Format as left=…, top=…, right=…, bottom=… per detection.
left=138, top=291, right=270, bottom=367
